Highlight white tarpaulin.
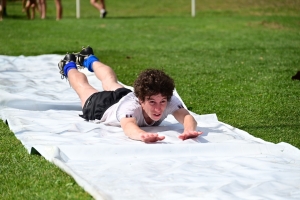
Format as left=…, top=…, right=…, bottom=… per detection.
left=0, top=55, right=300, bottom=200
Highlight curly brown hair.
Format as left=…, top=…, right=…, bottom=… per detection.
left=134, top=69, right=175, bottom=102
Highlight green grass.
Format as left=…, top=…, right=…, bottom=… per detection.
left=1, top=0, right=300, bottom=199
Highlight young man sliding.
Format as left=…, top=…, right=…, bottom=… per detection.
left=58, top=46, right=202, bottom=143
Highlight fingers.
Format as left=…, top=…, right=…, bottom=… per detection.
left=139, top=131, right=202, bottom=142
left=141, top=133, right=165, bottom=143
left=178, top=131, right=203, bottom=140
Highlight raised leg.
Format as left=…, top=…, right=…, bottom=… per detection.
left=67, top=61, right=123, bottom=107
left=67, top=69, right=98, bottom=108
left=59, top=52, right=124, bottom=108
left=91, top=61, right=124, bottom=91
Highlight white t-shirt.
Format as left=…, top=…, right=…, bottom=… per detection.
left=97, top=92, right=184, bottom=127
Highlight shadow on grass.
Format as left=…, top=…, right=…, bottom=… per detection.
left=106, top=15, right=185, bottom=19
left=3, top=15, right=28, bottom=20
left=76, top=15, right=186, bottom=20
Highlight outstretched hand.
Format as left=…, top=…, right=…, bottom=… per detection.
left=140, top=132, right=165, bottom=143
left=178, top=130, right=203, bottom=140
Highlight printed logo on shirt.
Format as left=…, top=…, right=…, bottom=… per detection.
left=126, top=114, right=133, bottom=118
left=177, top=104, right=184, bottom=109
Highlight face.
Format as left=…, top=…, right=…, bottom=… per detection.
left=139, top=94, right=168, bottom=123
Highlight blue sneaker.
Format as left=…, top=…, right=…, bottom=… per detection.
left=58, top=53, right=76, bottom=79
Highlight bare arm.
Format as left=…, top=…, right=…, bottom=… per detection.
left=120, top=117, right=165, bottom=143
left=172, top=108, right=203, bottom=140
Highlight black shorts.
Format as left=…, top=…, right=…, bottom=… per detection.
left=79, top=88, right=132, bottom=121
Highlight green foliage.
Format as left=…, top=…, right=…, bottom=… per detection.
left=0, top=0, right=299, bottom=198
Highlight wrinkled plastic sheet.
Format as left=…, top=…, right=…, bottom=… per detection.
left=1, top=55, right=300, bottom=200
